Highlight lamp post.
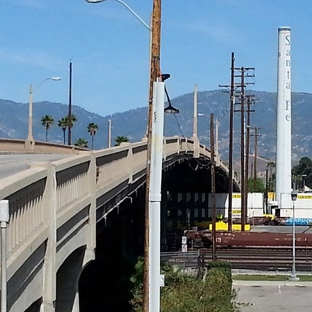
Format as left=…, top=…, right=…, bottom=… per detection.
left=302, top=174, right=307, bottom=192
left=290, top=190, right=299, bottom=281
left=0, top=200, right=9, bottom=312
left=25, top=77, right=61, bottom=150
left=85, top=1, right=164, bottom=311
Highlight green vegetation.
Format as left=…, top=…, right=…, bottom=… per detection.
left=247, top=177, right=266, bottom=192
left=75, top=138, right=88, bottom=148
left=115, top=136, right=129, bottom=146
left=266, top=161, right=276, bottom=192
left=292, top=156, right=312, bottom=190
left=58, top=114, right=77, bottom=145
left=41, top=115, right=54, bottom=142
left=129, top=259, right=240, bottom=312
left=58, top=117, right=68, bottom=144
left=87, top=122, right=99, bottom=149
left=233, top=274, right=312, bottom=282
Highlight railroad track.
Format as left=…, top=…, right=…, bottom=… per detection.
left=161, top=247, right=312, bottom=272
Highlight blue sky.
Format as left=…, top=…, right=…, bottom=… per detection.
left=0, top=0, right=312, bottom=117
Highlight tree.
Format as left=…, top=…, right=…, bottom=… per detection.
left=67, top=114, right=77, bottom=129
left=87, top=122, right=99, bottom=150
left=247, top=177, right=266, bottom=193
left=41, top=115, right=54, bottom=142
left=75, top=138, right=88, bottom=149
left=114, top=136, right=129, bottom=146
left=292, top=156, right=312, bottom=189
left=266, top=162, right=276, bottom=192
left=58, top=117, right=67, bottom=144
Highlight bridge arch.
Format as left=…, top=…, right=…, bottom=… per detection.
left=0, top=137, right=237, bottom=311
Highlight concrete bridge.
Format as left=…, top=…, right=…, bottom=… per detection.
left=0, top=136, right=238, bottom=311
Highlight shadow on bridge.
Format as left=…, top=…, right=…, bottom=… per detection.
left=78, top=157, right=238, bottom=311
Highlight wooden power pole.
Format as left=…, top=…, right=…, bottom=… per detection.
left=218, top=52, right=235, bottom=232
left=143, top=0, right=161, bottom=311
left=210, top=113, right=217, bottom=261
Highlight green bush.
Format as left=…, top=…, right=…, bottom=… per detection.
left=128, top=259, right=240, bottom=312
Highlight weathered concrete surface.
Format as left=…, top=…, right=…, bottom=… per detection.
left=233, top=280, right=312, bottom=312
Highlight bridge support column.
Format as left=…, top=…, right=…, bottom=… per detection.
left=29, top=162, right=57, bottom=312
left=86, top=152, right=96, bottom=260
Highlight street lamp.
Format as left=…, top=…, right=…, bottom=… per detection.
left=302, top=174, right=307, bottom=192
left=85, top=1, right=163, bottom=311
left=25, top=77, right=61, bottom=150
left=85, top=0, right=150, bottom=30
left=198, top=113, right=219, bottom=156
left=290, top=190, right=299, bottom=281
left=0, top=200, right=9, bottom=312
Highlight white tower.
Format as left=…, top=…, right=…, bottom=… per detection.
left=276, top=27, right=292, bottom=208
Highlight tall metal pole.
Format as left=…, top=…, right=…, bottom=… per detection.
left=25, top=84, right=34, bottom=150
left=108, top=119, right=112, bottom=148
left=290, top=192, right=299, bottom=281
left=292, top=200, right=296, bottom=276
left=68, top=60, right=73, bottom=146
left=143, top=1, right=161, bottom=311
left=148, top=81, right=165, bottom=312
left=210, top=114, right=217, bottom=261
left=228, top=53, right=235, bottom=232
left=0, top=200, right=9, bottom=312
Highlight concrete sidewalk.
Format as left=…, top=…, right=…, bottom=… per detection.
left=233, top=280, right=312, bottom=311
left=233, top=279, right=312, bottom=287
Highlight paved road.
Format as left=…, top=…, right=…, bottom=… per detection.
left=234, top=280, right=312, bottom=311
left=0, top=154, right=73, bottom=179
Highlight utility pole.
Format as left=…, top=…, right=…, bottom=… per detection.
left=244, top=95, right=255, bottom=213
left=239, top=67, right=245, bottom=231
left=234, top=67, right=255, bottom=231
left=68, top=60, right=73, bottom=146
left=143, top=1, right=161, bottom=311
left=251, top=127, right=261, bottom=190
left=218, top=52, right=235, bottom=232
left=210, top=113, right=217, bottom=261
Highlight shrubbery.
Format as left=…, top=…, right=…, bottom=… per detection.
left=129, top=258, right=240, bottom=312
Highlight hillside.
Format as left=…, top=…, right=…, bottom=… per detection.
left=1, top=90, right=312, bottom=166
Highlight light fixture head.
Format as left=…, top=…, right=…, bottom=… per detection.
left=161, top=73, right=170, bottom=82
left=85, top=0, right=105, bottom=3
left=164, top=104, right=179, bottom=114
left=291, top=190, right=298, bottom=201
left=51, top=77, right=61, bottom=81
left=164, top=85, right=179, bottom=114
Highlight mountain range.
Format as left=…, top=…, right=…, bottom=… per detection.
left=1, top=90, right=312, bottom=166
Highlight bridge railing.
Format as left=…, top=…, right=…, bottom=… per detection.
left=0, top=138, right=87, bottom=154
left=0, top=136, right=234, bottom=310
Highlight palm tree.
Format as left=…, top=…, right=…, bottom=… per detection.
left=87, top=122, right=99, bottom=149
left=58, top=117, right=67, bottom=144
left=75, top=138, right=88, bottom=149
left=67, top=114, right=77, bottom=130
left=41, top=115, right=54, bottom=142
left=114, top=136, right=129, bottom=146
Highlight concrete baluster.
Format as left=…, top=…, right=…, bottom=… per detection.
left=127, top=144, right=133, bottom=184
left=85, top=152, right=96, bottom=263
left=35, top=162, right=57, bottom=312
